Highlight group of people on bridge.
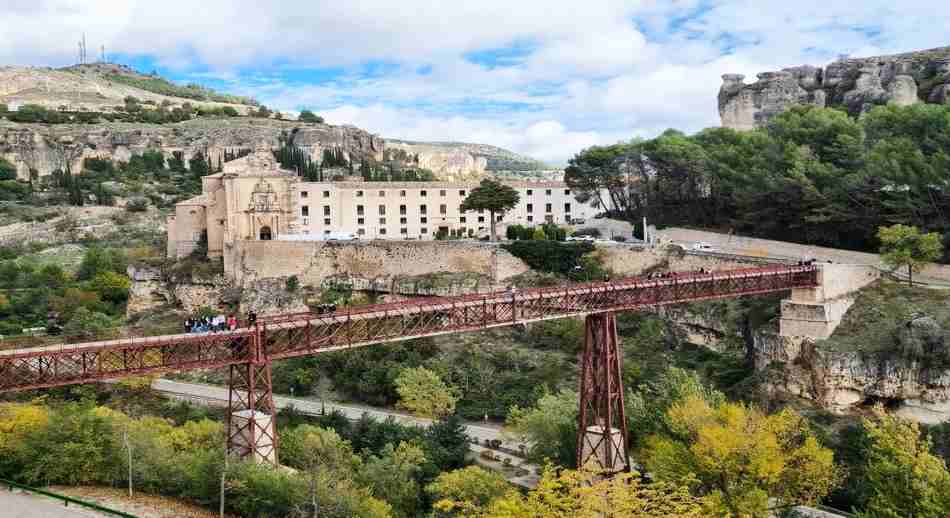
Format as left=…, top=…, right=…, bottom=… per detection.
left=183, top=314, right=238, bottom=334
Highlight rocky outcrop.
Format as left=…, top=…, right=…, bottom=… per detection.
left=385, top=140, right=548, bottom=177
left=384, top=141, right=488, bottom=180
left=720, top=46, right=950, bottom=129
left=126, top=264, right=173, bottom=316
left=0, top=117, right=543, bottom=182
left=128, top=261, right=307, bottom=318
left=756, top=315, right=950, bottom=424
left=0, top=118, right=384, bottom=180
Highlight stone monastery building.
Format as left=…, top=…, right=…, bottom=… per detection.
left=166, top=150, right=596, bottom=261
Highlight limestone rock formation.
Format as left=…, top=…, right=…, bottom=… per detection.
left=385, top=139, right=549, bottom=178
left=384, top=140, right=488, bottom=180
left=755, top=314, right=950, bottom=425
left=720, top=46, right=950, bottom=129
left=0, top=118, right=384, bottom=180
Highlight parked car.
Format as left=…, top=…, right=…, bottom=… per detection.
left=571, top=217, right=586, bottom=225
left=691, top=242, right=717, bottom=252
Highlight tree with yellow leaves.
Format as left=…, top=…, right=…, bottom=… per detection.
left=427, top=465, right=510, bottom=516
left=476, top=466, right=703, bottom=518
left=641, top=396, right=840, bottom=518
left=0, top=403, right=50, bottom=475
left=394, top=366, right=459, bottom=418
left=856, top=409, right=950, bottom=518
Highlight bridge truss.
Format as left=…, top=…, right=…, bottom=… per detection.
left=0, top=265, right=818, bottom=471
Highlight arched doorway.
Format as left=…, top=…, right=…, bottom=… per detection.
left=259, top=226, right=273, bottom=240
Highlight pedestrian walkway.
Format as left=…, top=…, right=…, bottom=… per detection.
left=0, top=488, right=105, bottom=518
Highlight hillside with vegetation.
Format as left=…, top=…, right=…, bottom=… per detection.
left=566, top=103, right=950, bottom=261
left=0, top=63, right=257, bottom=114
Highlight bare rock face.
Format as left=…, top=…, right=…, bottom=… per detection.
left=930, top=83, right=950, bottom=104
left=718, top=69, right=826, bottom=130
left=0, top=119, right=384, bottom=180
left=756, top=315, right=950, bottom=424
left=720, top=46, right=950, bottom=129
left=290, top=124, right=384, bottom=165
left=238, top=278, right=309, bottom=316
left=384, top=140, right=488, bottom=180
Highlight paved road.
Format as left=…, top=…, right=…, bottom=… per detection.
left=153, top=379, right=541, bottom=487
left=658, top=227, right=950, bottom=284
left=153, top=379, right=526, bottom=450
left=0, top=489, right=104, bottom=518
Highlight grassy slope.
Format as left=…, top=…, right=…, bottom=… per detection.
left=822, top=280, right=950, bottom=355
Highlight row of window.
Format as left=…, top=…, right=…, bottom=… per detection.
left=300, top=203, right=571, bottom=217
left=302, top=214, right=568, bottom=228
left=299, top=188, right=570, bottom=199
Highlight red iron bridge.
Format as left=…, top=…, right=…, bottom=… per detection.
left=0, top=264, right=818, bottom=473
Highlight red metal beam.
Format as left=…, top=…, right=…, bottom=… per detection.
left=0, top=265, right=818, bottom=393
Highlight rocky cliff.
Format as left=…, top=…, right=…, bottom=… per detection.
left=0, top=118, right=384, bottom=180
left=0, top=63, right=541, bottom=180
left=0, top=116, right=551, bottom=182
left=755, top=282, right=950, bottom=424
left=720, top=46, right=950, bottom=130
left=385, top=139, right=549, bottom=180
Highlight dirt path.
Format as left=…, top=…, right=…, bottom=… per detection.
left=50, top=487, right=227, bottom=518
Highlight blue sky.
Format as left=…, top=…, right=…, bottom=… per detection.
left=2, top=0, right=949, bottom=164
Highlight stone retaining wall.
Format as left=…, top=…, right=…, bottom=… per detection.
left=227, top=240, right=531, bottom=288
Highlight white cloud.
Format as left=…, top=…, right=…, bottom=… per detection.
left=1, top=0, right=949, bottom=164
left=320, top=104, right=625, bottom=164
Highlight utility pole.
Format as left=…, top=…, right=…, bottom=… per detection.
left=123, top=425, right=133, bottom=498
left=490, top=248, right=498, bottom=291
left=219, top=434, right=229, bottom=518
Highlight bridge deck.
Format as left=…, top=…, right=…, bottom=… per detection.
left=0, top=265, right=818, bottom=392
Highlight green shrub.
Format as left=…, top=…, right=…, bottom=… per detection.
left=0, top=180, right=29, bottom=201
left=502, top=240, right=594, bottom=276
left=126, top=197, right=148, bottom=212
left=0, top=157, right=16, bottom=180
left=105, top=71, right=258, bottom=105
left=298, top=110, right=324, bottom=123
left=541, top=222, right=567, bottom=241
left=286, top=275, right=300, bottom=292
left=8, top=104, right=68, bottom=123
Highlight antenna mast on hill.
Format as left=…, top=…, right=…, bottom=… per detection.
left=77, top=34, right=88, bottom=64
left=101, top=45, right=105, bottom=63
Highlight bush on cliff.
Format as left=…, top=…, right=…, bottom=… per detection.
left=502, top=240, right=594, bottom=277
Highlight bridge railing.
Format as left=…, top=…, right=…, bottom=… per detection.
left=259, top=265, right=819, bottom=361
left=0, top=265, right=818, bottom=392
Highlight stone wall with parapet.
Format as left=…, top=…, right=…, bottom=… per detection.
left=227, top=240, right=531, bottom=288
left=597, top=245, right=759, bottom=276
left=780, top=264, right=880, bottom=339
